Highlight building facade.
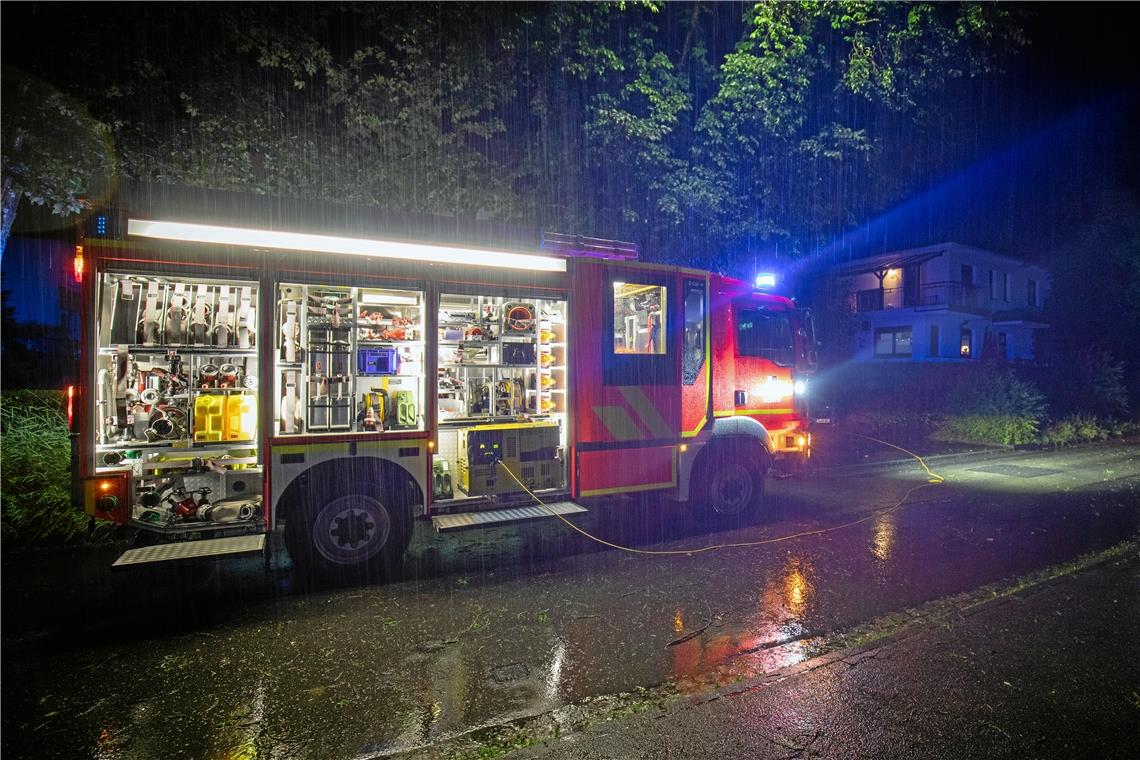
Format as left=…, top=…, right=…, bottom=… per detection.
left=823, top=243, right=1050, bottom=363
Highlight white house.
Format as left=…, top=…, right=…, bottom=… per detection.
left=824, top=243, right=1050, bottom=363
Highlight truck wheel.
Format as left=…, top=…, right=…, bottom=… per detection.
left=286, top=486, right=411, bottom=583
left=698, top=444, right=768, bottom=525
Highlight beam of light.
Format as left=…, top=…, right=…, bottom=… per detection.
left=786, top=96, right=1132, bottom=283
left=127, top=219, right=567, bottom=272
left=872, top=512, right=896, bottom=562
left=545, top=639, right=566, bottom=701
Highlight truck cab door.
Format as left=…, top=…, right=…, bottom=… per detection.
left=792, top=308, right=818, bottom=375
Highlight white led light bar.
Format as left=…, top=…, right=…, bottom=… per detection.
left=127, top=219, right=567, bottom=273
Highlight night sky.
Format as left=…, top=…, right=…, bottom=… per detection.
left=825, top=3, right=1139, bottom=261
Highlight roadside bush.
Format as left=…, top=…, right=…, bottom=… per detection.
left=1040, top=414, right=1137, bottom=447
left=934, top=365, right=1046, bottom=445
left=1029, top=347, right=1131, bottom=419
left=1106, top=418, right=1140, bottom=438
left=822, top=362, right=1049, bottom=445
left=0, top=390, right=104, bottom=545
left=934, top=414, right=1039, bottom=446
left=841, top=407, right=936, bottom=435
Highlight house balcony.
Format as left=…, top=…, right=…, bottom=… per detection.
left=855, top=281, right=989, bottom=314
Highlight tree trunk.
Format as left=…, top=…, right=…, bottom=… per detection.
left=1, top=183, right=18, bottom=261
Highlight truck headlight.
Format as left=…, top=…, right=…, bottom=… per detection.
left=756, top=378, right=794, bottom=403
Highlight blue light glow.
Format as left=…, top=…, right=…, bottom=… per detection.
left=754, top=272, right=777, bottom=290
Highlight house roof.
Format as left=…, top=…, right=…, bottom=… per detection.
left=829, top=250, right=944, bottom=278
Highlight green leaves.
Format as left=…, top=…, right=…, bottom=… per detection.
left=4, top=1, right=1027, bottom=269
left=2, top=68, right=115, bottom=216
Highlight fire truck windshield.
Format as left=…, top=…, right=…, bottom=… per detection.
left=736, top=308, right=794, bottom=366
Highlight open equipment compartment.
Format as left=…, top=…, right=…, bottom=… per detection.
left=93, top=272, right=263, bottom=533
left=434, top=292, right=567, bottom=501
left=274, top=283, right=426, bottom=435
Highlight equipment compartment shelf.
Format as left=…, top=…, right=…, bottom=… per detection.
left=127, top=519, right=265, bottom=536
left=96, top=439, right=257, bottom=452
left=98, top=346, right=258, bottom=356
left=439, top=363, right=542, bottom=369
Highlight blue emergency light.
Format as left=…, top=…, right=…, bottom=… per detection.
left=754, top=272, right=777, bottom=290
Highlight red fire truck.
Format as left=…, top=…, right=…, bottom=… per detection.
left=75, top=188, right=816, bottom=577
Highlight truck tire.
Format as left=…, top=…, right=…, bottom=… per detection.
left=697, top=442, right=768, bottom=525
left=285, top=484, right=412, bottom=583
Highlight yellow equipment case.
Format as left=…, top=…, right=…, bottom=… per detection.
left=457, top=422, right=561, bottom=496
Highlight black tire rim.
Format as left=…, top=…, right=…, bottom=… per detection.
left=312, top=495, right=391, bottom=565
left=710, top=461, right=754, bottom=515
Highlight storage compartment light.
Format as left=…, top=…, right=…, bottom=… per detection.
left=127, top=219, right=567, bottom=272
left=360, top=291, right=420, bottom=305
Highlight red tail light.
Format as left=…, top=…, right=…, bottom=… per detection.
left=73, top=245, right=85, bottom=282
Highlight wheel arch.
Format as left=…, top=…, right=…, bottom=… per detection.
left=678, top=417, right=771, bottom=503
left=275, top=456, right=424, bottom=529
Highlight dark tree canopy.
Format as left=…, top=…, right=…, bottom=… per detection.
left=2, top=2, right=1028, bottom=273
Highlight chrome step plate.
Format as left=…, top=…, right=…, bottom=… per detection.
left=113, top=534, right=266, bottom=567
left=432, top=501, right=587, bottom=532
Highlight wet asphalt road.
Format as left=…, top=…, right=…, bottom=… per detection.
left=2, top=442, right=1139, bottom=759
left=514, top=548, right=1140, bottom=760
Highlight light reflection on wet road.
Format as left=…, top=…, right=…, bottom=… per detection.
left=3, top=444, right=1138, bottom=759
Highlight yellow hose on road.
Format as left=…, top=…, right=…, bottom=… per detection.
left=495, top=436, right=946, bottom=557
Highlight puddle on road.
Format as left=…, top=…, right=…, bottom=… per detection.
left=669, top=555, right=818, bottom=694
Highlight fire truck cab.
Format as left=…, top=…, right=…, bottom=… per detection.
left=76, top=188, right=815, bottom=577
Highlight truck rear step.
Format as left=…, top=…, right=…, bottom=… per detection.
left=432, top=501, right=587, bottom=533
left=112, top=534, right=266, bottom=567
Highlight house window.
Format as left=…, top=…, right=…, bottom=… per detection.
left=989, top=270, right=998, bottom=300
left=998, top=332, right=1008, bottom=360
left=961, top=265, right=974, bottom=288
left=930, top=325, right=940, bottom=358
left=1028, top=279, right=1038, bottom=307
left=960, top=328, right=973, bottom=358
left=874, top=327, right=912, bottom=357
left=1003, top=272, right=1011, bottom=302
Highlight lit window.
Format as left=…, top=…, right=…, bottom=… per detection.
left=960, top=328, right=973, bottom=357
left=613, top=282, right=666, bottom=355
left=874, top=327, right=912, bottom=357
